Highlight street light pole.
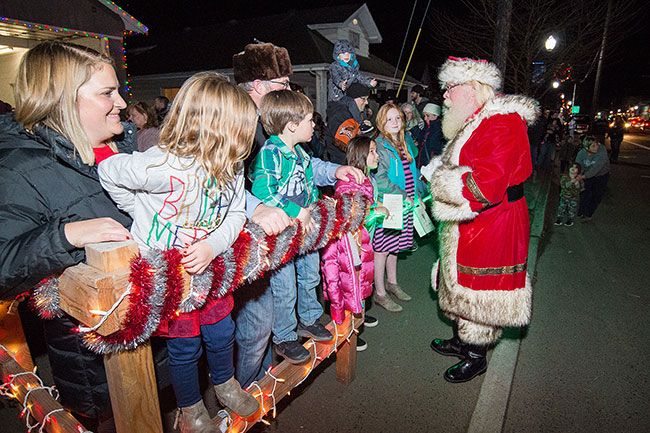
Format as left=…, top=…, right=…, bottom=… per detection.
left=591, top=0, right=612, bottom=119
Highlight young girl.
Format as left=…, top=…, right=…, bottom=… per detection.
left=555, top=162, right=584, bottom=226
left=321, top=136, right=387, bottom=351
left=98, top=72, right=259, bottom=431
left=328, top=39, right=377, bottom=102
left=371, top=103, right=427, bottom=312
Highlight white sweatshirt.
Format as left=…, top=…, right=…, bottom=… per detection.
left=98, top=146, right=245, bottom=256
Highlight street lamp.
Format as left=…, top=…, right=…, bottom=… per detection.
left=552, top=80, right=560, bottom=89
left=545, top=35, right=558, bottom=51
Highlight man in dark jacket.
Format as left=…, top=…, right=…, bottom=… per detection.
left=325, top=82, right=371, bottom=164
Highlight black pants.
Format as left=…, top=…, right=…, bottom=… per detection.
left=578, top=173, right=609, bottom=217
left=610, top=139, right=622, bottom=162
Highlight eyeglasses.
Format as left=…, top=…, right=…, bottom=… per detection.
left=445, top=83, right=464, bottom=92
left=267, top=80, right=291, bottom=89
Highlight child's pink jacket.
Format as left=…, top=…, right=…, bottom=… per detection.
left=321, top=178, right=375, bottom=324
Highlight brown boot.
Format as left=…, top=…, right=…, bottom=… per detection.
left=385, top=282, right=412, bottom=301
left=214, top=377, right=259, bottom=418
left=175, top=400, right=216, bottom=433
left=372, top=293, right=402, bottom=312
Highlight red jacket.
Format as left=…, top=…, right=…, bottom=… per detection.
left=429, top=95, right=538, bottom=331
left=321, top=178, right=375, bottom=324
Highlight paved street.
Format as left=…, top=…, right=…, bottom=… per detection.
left=504, top=135, right=650, bottom=432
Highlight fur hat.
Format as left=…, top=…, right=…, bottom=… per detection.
left=423, top=103, right=441, bottom=116
left=438, top=56, right=502, bottom=91
left=232, top=43, right=293, bottom=84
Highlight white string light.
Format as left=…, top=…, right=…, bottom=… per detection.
left=77, top=283, right=132, bottom=332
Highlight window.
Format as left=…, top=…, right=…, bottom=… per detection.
left=349, top=31, right=360, bottom=49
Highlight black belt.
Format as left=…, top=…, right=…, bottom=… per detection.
left=506, top=183, right=524, bottom=202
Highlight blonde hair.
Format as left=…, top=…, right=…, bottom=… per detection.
left=14, top=41, right=115, bottom=165
left=376, top=103, right=413, bottom=162
left=158, top=72, right=257, bottom=189
left=260, top=90, right=313, bottom=136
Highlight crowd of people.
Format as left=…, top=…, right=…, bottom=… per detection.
left=0, top=39, right=545, bottom=433
left=528, top=108, right=613, bottom=226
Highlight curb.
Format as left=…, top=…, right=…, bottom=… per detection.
left=466, top=176, right=552, bottom=433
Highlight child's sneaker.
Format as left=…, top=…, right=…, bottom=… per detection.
left=363, top=315, right=378, bottom=328
left=297, top=322, right=333, bottom=341
left=275, top=341, right=310, bottom=364
left=554, top=219, right=563, bottom=226
left=356, top=337, right=368, bottom=352
left=564, top=220, right=574, bottom=226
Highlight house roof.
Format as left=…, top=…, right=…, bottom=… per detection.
left=127, top=6, right=416, bottom=82
left=0, top=0, right=146, bottom=38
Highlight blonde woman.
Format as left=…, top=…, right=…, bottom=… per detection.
left=98, top=72, right=260, bottom=430
left=126, top=101, right=160, bottom=151
left=0, top=41, right=134, bottom=429
left=371, top=103, right=427, bottom=312
left=401, top=101, right=425, bottom=138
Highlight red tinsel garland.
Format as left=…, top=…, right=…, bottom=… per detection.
left=159, top=249, right=185, bottom=323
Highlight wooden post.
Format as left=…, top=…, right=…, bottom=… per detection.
left=58, top=241, right=163, bottom=433
left=0, top=345, right=88, bottom=433
left=0, top=299, right=33, bottom=371
left=104, top=343, right=163, bottom=433
left=335, top=329, right=357, bottom=384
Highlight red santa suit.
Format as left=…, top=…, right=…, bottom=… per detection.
left=429, top=94, right=538, bottom=345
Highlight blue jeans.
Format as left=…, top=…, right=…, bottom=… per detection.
left=270, top=251, right=323, bottom=344
left=234, top=280, right=274, bottom=388
left=167, top=315, right=235, bottom=407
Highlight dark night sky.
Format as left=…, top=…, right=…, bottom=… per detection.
left=118, top=0, right=650, bottom=110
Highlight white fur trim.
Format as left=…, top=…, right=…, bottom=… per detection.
left=439, top=57, right=502, bottom=90
left=431, top=165, right=472, bottom=206
left=431, top=259, right=439, bottom=292
left=431, top=201, right=478, bottom=222
left=436, top=223, right=532, bottom=328
left=457, top=318, right=503, bottom=345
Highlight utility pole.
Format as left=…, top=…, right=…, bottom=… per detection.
left=591, top=0, right=612, bottom=119
left=493, top=0, right=513, bottom=79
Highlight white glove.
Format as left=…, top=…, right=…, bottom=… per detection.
left=420, top=157, right=443, bottom=182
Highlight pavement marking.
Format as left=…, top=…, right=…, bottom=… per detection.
left=624, top=139, right=650, bottom=150
left=467, top=177, right=552, bottom=433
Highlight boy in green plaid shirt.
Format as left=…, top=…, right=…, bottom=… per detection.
left=250, top=89, right=364, bottom=363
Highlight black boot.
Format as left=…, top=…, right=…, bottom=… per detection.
left=430, top=322, right=465, bottom=358
left=443, top=344, right=488, bottom=383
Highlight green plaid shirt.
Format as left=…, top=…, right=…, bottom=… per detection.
left=250, top=135, right=318, bottom=218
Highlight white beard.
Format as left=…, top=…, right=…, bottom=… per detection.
left=441, top=100, right=475, bottom=140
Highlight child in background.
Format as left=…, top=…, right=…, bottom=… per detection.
left=321, top=136, right=388, bottom=351
left=554, top=162, right=584, bottom=227
left=98, top=72, right=259, bottom=430
left=328, top=39, right=377, bottom=102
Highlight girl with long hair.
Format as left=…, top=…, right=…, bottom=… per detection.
left=371, top=104, right=427, bottom=312
left=99, top=72, right=260, bottom=431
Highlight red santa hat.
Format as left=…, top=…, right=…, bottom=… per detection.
left=438, top=56, right=502, bottom=91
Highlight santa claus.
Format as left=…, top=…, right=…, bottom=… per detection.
left=421, top=57, right=539, bottom=383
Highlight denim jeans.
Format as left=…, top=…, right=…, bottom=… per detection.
left=166, top=314, right=235, bottom=407
left=233, top=280, right=274, bottom=388
left=270, top=251, right=322, bottom=344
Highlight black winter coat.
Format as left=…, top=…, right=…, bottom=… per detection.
left=0, top=114, right=151, bottom=419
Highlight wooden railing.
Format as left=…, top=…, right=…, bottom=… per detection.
left=0, top=240, right=360, bottom=433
